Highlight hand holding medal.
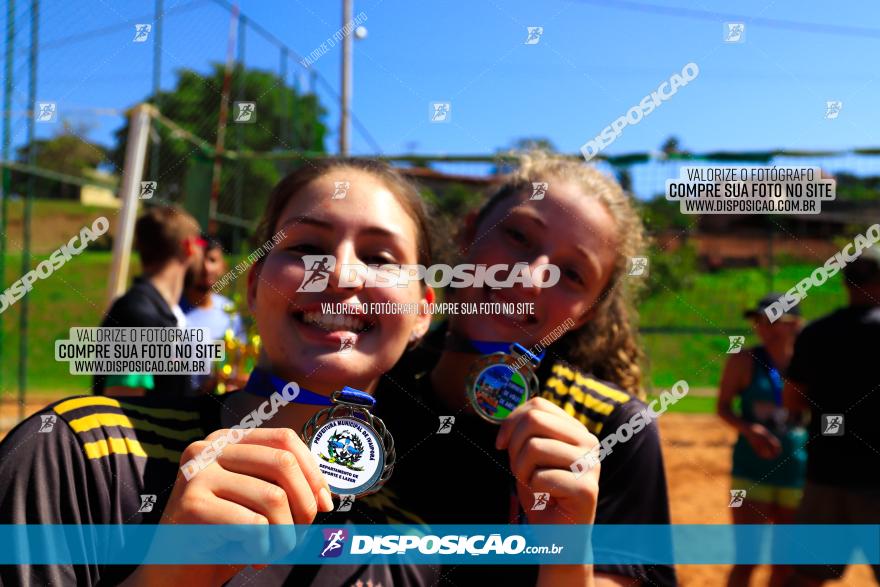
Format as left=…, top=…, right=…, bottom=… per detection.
left=244, top=369, right=395, bottom=498
left=495, top=396, right=601, bottom=526
left=450, top=333, right=601, bottom=524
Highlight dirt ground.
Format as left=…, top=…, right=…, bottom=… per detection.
left=1, top=399, right=875, bottom=586
left=660, top=413, right=875, bottom=586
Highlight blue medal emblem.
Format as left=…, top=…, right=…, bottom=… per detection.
left=465, top=343, right=542, bottom=424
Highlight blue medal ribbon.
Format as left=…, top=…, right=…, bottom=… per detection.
left=243, top=368, right=376, bottom=409
left=768, top=366, right=783, bottom=407
left=754, top=347, right=783, bottom=406
left=444, top=331, right=545, bottom=364
left=470, top=340, right=515, bottom=355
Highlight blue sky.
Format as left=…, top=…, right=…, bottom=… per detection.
left=5, top=0, right=880, bottom=163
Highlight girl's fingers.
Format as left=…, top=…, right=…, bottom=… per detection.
left=499, top=404, right=595, bottom=468
left=210, top=470, right=295, bottom=525
left=220, top=428, right=333, bottom=512
left=496, top=397, right=584, bottom=450
left=185, top=486, right=298, bottom=564
left=164, top=486, right=268, bottom=526
left=526, top=467, right=600, bottom=510
left=510, top=437, right=586, bottom=487
left=216, top=443, right=321, bottom=524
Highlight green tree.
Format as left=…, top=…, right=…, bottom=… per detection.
left=421, top=183, right=485, bottom=265
left=641, top=243, right=698, bottom=299
left=833, top=172, right=880, bottom=201
left=660, top=136, right=682, bottom=156
left=112, top=63, right=328, bottom=225
left=639, top=194, right=693, bottom=232
left=14, top=121, right=107, bottom=200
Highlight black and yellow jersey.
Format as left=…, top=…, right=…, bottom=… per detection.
left=540, top=361, right=635, bottom=436
left=0, top=394, right=436, bottom=587
left=379, top=329, right=677, bottom=587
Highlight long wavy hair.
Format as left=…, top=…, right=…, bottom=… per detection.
left=472, top=152, right=649, bottom=398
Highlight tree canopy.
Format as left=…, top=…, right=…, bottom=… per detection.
left=111, top=63, right=328, bottom=227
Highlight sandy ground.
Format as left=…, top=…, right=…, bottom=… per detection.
left=660, top=413, right=875, bottom=586
left=1, top=398, right=876, bottom=586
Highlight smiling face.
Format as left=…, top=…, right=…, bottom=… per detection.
left=450, top=180, right=619, bottom=346
left=247, top=168, right=432, bottom=391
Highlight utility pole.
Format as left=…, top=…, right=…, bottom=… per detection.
left=209, top=3, right=239, bottom=236
left=150, top=0, right=163, bottom=181
left=339, top=0, right=352, bottom=156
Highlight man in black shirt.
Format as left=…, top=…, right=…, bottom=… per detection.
left=94, top=206, right=204, bottom=397
left=784, top=246, right=880, bottom=585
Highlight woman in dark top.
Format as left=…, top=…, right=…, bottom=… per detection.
left=380, top=152, right=677, bottom=586
left=717, top=294, right=806, bottom=587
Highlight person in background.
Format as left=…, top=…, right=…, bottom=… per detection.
left=94, top=205, right=204, bottom=397
left=784, top=247, right=880, bottom=586
left=717, top=293, right=806, bottom=587
left=181, top=237, right=245, bottom=394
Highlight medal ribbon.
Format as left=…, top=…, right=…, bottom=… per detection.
left=243, top=368, right=376, bottom=409
left=755, top=347, right=783, bottom=406
left=444, top=331, right=545, bottom=364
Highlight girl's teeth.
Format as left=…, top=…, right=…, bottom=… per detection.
left=301, top=311, right=366, bottom=332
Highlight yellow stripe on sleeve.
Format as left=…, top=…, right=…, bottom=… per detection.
left=551, top=365, right=631, bottom=404
left=545, top=377, right=615, bottom=415
left=52, top=397, right=197, bottom=424
left=541, top=390, right=605, bottom=434
left=83, top=436, right=148, bottom=459
left=82, top=436, right=182, bottom=463
left=68, top=412, right=203, bottom=441
left=54, top=396, right=199, bottom=421
left=54, top=396, right=120, bottom=415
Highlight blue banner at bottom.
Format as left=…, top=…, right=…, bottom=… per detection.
left=0, top=525, right=876, bottom=565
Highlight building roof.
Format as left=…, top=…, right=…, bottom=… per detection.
left=398, top=166, right=495, bottom=187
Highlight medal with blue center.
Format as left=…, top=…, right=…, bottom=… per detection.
left=446, top=333, right=544, bottom=424
left=244, top=370, right=394, bottom=497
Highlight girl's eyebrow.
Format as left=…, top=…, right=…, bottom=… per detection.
left=510, top=207, right=548, bottom=228
left=279, top=215, right=408, bottom=241
left=278, top=216, right=333, bottom=232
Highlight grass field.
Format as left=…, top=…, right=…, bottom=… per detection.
left=640, top=263, right=847, bottom=390
left=0, top=199, right=850, bottom=404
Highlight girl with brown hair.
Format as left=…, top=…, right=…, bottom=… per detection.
left=0, top=159, right=439, bottom=587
